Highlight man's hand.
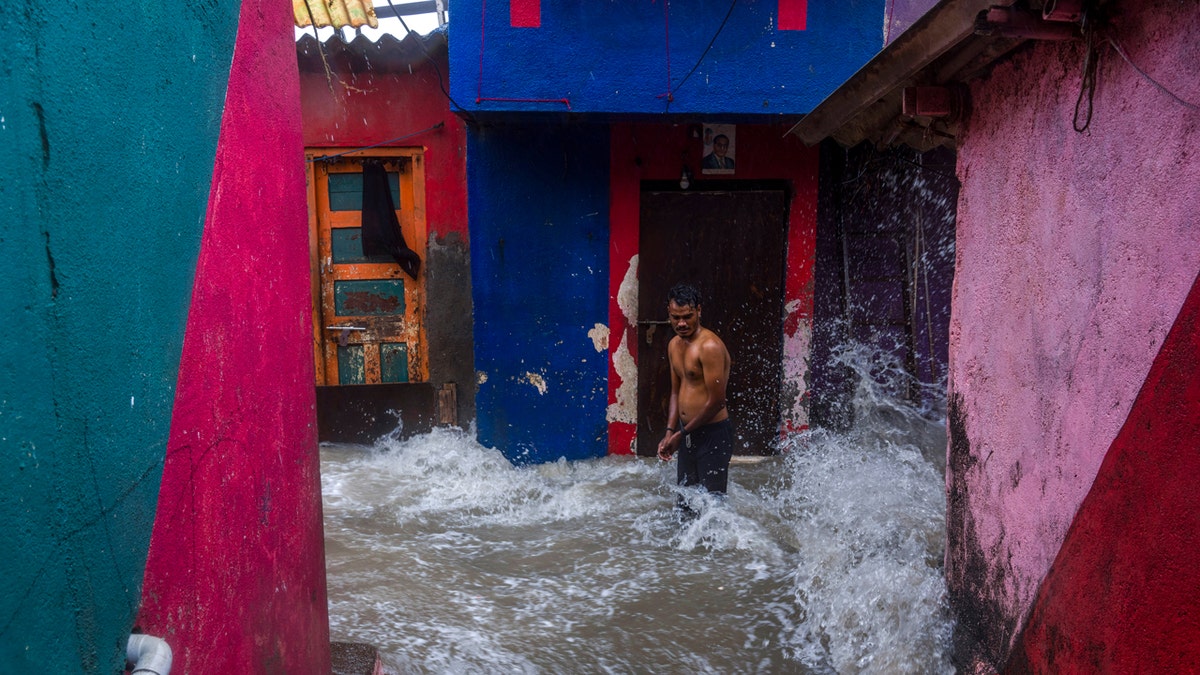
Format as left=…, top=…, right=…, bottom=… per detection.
left=657, top=431, right=681, bottom=461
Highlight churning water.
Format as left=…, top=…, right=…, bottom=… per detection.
left=321, top=348, right=954, bottom=674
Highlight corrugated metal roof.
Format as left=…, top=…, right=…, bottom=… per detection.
left=295, top=0, right=379, bottom=28
left=296, top=29, right=447, bottom=72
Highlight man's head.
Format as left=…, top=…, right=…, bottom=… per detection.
left=712, top=135, right=729, bottom=157
left=667, top=283, right=703, bottom=338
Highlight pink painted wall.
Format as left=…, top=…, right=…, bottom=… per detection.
left=606, top=123, right=818, bottom=455
left=946, top=2, right=1200, bottom=670
left=137, top=1, right=333, bottom=672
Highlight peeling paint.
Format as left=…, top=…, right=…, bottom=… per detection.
left=476, top=370, right=488, bottom=385
left=784, top=298, right=802, bottom=319
left=781, top=321, right=812, bottom=432
left=521, top=371, right=548, bottom=395
left=605, top=332, right=637, bottom=424
left=617, top=254, right=639, bottom=321
left=588, top=323, right=609, bottom=352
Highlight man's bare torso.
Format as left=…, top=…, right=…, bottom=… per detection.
left=670, top=328, right=731, bottom=427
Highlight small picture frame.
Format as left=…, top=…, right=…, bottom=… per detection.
left=701, top=124, right=736, bottom=175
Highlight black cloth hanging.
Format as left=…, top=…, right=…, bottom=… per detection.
left=360, top=159, right=421, bottom=280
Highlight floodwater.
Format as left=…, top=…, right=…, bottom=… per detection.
left=320, top=348, right=954, bottom=674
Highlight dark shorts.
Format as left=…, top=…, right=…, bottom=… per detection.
left=677, top=418, right=735, bottom=495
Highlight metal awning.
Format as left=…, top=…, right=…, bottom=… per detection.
left=787, top=0, right=1029, bottom=150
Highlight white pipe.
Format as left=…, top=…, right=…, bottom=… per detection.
left=127, top=634, right=173, bottom=675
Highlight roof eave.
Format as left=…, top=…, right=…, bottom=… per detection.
left=788, top=0, right=1019, bottom=149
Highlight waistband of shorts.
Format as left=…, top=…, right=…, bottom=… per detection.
left=681, top=418, right=731, bottom=437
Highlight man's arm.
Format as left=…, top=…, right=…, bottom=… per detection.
left=681, top=340, right=728, bottom=433
left=657, top=339, right=684, bottom=460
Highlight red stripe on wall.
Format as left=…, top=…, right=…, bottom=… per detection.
left=510, top=0, right=540, bottom=27
left=778, top=0, right=808, bottom=30
left=137, top=0, right=332, bottom=671
left=1007, top=270, right=1200, bottom=673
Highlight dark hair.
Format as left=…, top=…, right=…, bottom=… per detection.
left=712, top=134, right=729, bottom=145
left=668, top=283, right=702, bottom=309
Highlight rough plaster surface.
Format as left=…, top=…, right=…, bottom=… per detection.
left=1009, top=273, right=1200, bottom=674
left=0, top=2, right=237, bottom=671
left=947, top=2, right=1200, bottom=668
left=450, top=0, right=885, bottom=115
left=137, top=2, right=333, bottom=672
left=426, top=233, right=476, bottom=424
left=468, top=124, right=610, bottom=463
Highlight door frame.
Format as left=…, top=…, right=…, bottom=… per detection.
left=635, top=182, right=791, bottom=456
left=305, top=147, right=428, bottom=386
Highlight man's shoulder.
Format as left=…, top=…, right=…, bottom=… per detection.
left=698, top=330, right=730, bottom=355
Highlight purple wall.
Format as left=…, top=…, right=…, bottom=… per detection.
left=884, top=0, right=939, bottom=44
left=946, top=2, right=1200, bottom=670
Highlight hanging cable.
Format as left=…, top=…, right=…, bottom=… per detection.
left=384, top=0, right=480, bottom=124
left=660, top=0, right=673, bottom=103
left=660, top=0, right=739, bottom=106
left=1105, top=36, right=1200, bottom=112
left=1073, top=8, right=1100, bottom=132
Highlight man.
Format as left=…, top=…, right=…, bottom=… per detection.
left=701, top=134, right=735, bottom=170
left=656, top=283, right=735, bottom=505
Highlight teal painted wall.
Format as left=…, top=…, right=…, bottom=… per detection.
left=0, top=3, right=238, bottom=672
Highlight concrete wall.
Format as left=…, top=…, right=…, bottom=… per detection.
left=469, top=124, right=611, bottom=464
left=946, top=2, right=1200, bottom=671
left=136, top=1, right=333, bottom=672
left=300, top=40, right=475, bottom=427
left=0, top=2, right=237, bottom=672
left=449, top=0, right=885, bottom=115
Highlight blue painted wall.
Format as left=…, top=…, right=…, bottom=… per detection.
left=469, top=125, right=610, bottom=463
left=0, top=3, right=237, bottom=672
left=450, top=0, right=885, bottom=115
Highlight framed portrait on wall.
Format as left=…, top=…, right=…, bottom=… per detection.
left=701, top=124, right=736, bottom=175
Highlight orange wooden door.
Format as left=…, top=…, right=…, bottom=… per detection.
left=307, top=150, right=427, bottom=386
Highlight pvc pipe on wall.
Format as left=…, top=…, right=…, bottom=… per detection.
left=127, top=634, right=173, bottom=675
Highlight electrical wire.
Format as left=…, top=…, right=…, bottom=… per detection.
left=1105, top=36, right=1200, bottom=112
left=1073, top=9, right=1100, bottom=132
left=672, top=0, right=739, bottom=101
left=383, top=0, right=479, bottom=124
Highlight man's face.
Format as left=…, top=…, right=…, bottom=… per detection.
left=713, top=137, right=729, bottom=157
left=668, top=300, right=700, bottom=338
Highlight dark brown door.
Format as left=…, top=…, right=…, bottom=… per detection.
left=636, top=189, right=789, bottom=456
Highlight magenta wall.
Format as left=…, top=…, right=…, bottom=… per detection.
left=946, top=2, right=1200, bottom=671
left=137, top=0, right=332, bottom=672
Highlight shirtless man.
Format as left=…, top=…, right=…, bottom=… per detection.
left=656, top=283, right=735, bottom=500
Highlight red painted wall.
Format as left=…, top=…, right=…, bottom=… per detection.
left=607, top=123, right=818, bottom=455
left=946, top=1, right=1200, bottom=670
left=1007, top=271, right=1200, bottom=673
left=137, top=1, right=333, bottom=672
left=300, top=49, right=468, bottom=239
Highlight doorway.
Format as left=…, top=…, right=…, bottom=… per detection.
left=636, top=187, right=789, bottom=456
left=307, top=149, right=428, bottom=386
